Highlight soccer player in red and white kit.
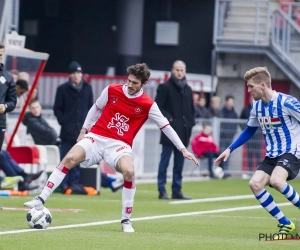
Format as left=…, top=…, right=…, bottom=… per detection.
left=24, top=63, right=199, bottom=233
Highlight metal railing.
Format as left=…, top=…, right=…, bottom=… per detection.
left=272, top=9, right=300, bottom=71
left=213, top=0, right=271, bottom=45
left=0, top=0, right=19, bottom=42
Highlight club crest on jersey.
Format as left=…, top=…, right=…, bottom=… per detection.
left=107, top=112, right=129, bottom=136
left=258, top=116, right=282, bottom=130
left=135, top=106, right=142, bottom=114
left=111, top=97, right=118, bottom=105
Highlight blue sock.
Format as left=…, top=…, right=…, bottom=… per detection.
left=107, top=176, right=116, bottom=189
left=281, top=183, right=300, bottom=208
left=255, top=189, right=290, bottom=225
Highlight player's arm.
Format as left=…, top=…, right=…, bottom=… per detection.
left=78, top=86, right=109, bottom=141
left=214, top=125, right=258, bottom=166
left=283, top=96, right=300, bottom=121
left=214, top=106, right=259, bottom=166
left=149, top=102, right=199, bottom=165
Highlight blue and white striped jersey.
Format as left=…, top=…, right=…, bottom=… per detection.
left=247, top=91, right=300, bottom=158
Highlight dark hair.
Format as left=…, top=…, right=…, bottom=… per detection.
left=127, top=63, right=150, bottom=84
left=225, top=94, right=234, bottom=101
left=16, top=79, right=28, bottom=90
left=29, top=98, right=39, bottom=107
left=0, top=42, right=5, bottom=49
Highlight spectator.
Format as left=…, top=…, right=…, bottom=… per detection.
left=191, top=123, right=220, bottom=178
left=15, top=79, right=29, bottom=109
left=0, top=42, right=17, bottom=150
left=0, top=150, right=43, bottom=190
left=17, top=71, right=38, bottom=109
left=240, top=96, right=263, bottom=173
left=22, top=99, right=58, bottom=145
left=9, top=69, right=19, bottom=83
left=193, top=92, right=200, bottom=106
left=155, top=60, right=195, bottom=200
left=53, top=61, right=94, bottom=193
left=208, top=95, right=222, bottom=118
left=0, top=175, right=23, bottom=190
left=195, top=94, right=210, bottom=119
left=220, top=95, right=238, bottom=177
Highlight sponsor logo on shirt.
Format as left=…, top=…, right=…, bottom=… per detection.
left=107, top=113, right=129, bottom=136
left=258, top=116, right=282, bottom=130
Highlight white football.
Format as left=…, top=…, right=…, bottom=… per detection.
left=213, top=166, right=225, bottom=179
left=26, top=207, right=52, bottom=229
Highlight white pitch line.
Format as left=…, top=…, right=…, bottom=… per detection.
left=169, top=195, right=254, bottom=204
left=0, top=202, right=292, bottom=235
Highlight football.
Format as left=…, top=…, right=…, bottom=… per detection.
left=26, top=207, right=52, bottom=229
left=213, top=166, right=225, bottom=179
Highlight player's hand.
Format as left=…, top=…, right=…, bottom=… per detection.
left=214, top=148, right=231, bottom=166
left=181, top=148, right=200, bottom=166
left=76, top=128, right=87, bottom=142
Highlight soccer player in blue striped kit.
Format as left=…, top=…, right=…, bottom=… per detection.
left=215, top=67, right=300, bottom=237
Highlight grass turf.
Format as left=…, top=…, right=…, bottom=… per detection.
left=0, top=178, right=299, bottom=249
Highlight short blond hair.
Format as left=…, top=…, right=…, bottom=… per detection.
left=244, top=67, right=271, bottom=87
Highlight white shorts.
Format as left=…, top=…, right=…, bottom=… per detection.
left=76, top=132, right=133, bottom=171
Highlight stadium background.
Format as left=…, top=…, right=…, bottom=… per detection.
left=5, top=0, right=300, bottom=177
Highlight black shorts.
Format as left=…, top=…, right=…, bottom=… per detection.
left=257, top=153, right=300, bottom=181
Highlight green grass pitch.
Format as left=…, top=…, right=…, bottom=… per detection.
left=1, top=178, right=300, bottom=250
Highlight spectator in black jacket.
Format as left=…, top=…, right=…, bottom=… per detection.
left=53, top=61, right=94, bottom=192
left=22, top=99, right=58, bottom=145
left=195, top=94, right=210, bottom=119
left=0, top=42, right=17, bottom=150
left=155, top=60, right=195, bottom=200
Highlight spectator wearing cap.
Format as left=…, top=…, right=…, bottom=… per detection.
left=53, top=61, right=94, bottom=193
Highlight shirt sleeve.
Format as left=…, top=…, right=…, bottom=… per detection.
left=82, top=86, right=109, bottom=130
left=148, top=102, right=185, bottom=150
left=283, top=96, right=300, bottom=121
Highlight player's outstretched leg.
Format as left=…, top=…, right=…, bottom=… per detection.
left=255, top=188, right=295, bottom=236
left=24, top=163, right=69, bottom=209
left=280, top=183, right=300, bottom=209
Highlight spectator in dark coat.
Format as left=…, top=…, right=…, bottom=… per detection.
left=219, top=95, right=238, bottom=176
left=208, top=96, right=222, bottom=118
left=155, top=60, right=195, bottom=200
left=22, top=99, right=58, bottom=145
left=53, top=61, right=94, bottom=192
left=195, top=94, right=210, bottom=119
